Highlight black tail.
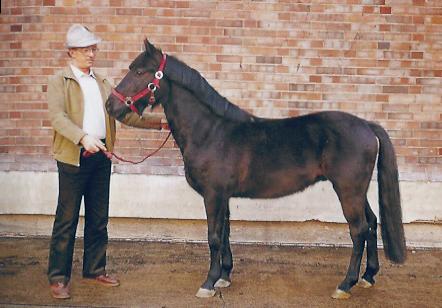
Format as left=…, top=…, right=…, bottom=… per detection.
left=369, top=122, right=406, bottom=264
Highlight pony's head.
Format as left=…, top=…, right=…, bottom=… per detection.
left=106, top=39, right=169, bottom=120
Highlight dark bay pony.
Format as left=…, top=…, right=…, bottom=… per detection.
left=106, top=40, right=406, bottom=299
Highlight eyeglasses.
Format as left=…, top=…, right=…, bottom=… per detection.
left=74, top=47, right=99, bottom=55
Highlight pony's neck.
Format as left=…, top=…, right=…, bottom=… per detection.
left=163, top=83, right=224, bottom=150
left=164, top=55, right=255, bottom=122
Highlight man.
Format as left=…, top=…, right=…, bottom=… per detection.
left=47, top=24, right=164, bottom=299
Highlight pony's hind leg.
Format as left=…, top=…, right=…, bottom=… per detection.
left=359, top=199, right=379, bottom=288
left=196, top=193, right=228, bottom=298
left=332, top=190, right=369, bottom=299
left=215, top=207, right=233, bottom=288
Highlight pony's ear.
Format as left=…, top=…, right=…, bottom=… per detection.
left=144, top=38, right=156, bottom=55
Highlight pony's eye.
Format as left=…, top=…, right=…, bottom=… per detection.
left=136, top=70, right=143, bottom=75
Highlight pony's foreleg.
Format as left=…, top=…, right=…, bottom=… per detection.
left=215, top=206, right=233, bottom=288
left=332, top=195, right=368, bottom=299
left=196, top=193, right=228, bottom=298
left=359, top=199, right=379, bottom=288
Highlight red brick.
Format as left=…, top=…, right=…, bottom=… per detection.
left=256, top=56, right=282, bottom=65
left=378, top=42, right=390, bottom=49
left=431, top=16, right=442, bottom=24
left=0, top=0, right=438, bottom=181
left=244, top=20, right=258, bottom=28
left=43, top=0, right=55, bottom=6
left=216, top=55, right=242, bottom=63
left=376, top=95, right=389, bottom=102
left=413, top=0, right=425, bottom=5
left=109, top=0, right=122, bottom=6
left=10, top=24, right=22, bottom=32
left=10, top=8, right=23, bottom=15
left=379, top=24, right=391, bottom=32
left=216, top=20, right=243, bottom=28
left=309, top=75, right=321, bottom=83
left=116, top=8, right=142, bottom=16
left=380, top=6, right=391, bottom=14
left=413, top=16, right=424, bottom=24
left=383, top=86, right=408, bottom=94
left=362, top=6, right=375, bottom=14
left=420, top=122, right=442, bottom=129
left=50, top=7, right=76, bottom=15
left=411, top=52, right=424, bottom=59
left=10, top=42, right=22, bottom=49
left=413, top=34, right=424, bottom=41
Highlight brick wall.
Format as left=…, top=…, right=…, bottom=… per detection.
left=0, top=0, right=441, bottom=181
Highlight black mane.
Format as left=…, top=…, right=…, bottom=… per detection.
left=163, top=52, right=259, bottom=122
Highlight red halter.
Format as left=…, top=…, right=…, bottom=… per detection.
left=82, top=54, right=170, bottom=163
left=111, top=53, right=167, bottom=115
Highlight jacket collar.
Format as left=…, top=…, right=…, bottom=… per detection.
left=70, top=64, right=96, bottom=79
left=62, top=66, right=108, bottom=84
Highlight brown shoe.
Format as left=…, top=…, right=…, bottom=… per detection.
left=50, top=282, right=70, bottom=299
left=88, top=273, right=120, bottom=287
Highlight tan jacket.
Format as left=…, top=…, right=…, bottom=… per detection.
left=47, top=66, right=162, bottom=166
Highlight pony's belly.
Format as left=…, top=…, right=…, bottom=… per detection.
left=236, top=175, right=323, bottom=199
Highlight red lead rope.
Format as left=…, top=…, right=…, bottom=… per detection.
left=82, top=131, right=172, bottom=164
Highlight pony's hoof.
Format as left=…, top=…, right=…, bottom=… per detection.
left=214, top=278, right=231, bottom=288
left=195, top=287, right=216, bottom=298
left=331, top=288, right=351, bottom=299
left=358, top=278, right=373, bottom=289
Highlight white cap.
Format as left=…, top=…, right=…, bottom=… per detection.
left=66, top=24, right=101, bottom=48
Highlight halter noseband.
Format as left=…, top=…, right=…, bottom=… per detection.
left=112, top=53, right=167, bottom=116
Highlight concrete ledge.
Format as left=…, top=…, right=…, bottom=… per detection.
left=0, top=215, right=440, bottom=249
left=0, top=171, right=441, bottom=223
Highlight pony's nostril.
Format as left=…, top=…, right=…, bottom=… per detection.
left=105, top=98, right=124, bottom=119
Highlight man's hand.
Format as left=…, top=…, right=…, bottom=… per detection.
left=160, top=118, right=169, bottom=130
left=80, top=135, right=107, bottom=153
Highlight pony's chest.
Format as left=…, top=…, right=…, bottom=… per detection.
left=182, top=161, right=211, bottom=195
left=182, top=149, right=230, bottom=191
